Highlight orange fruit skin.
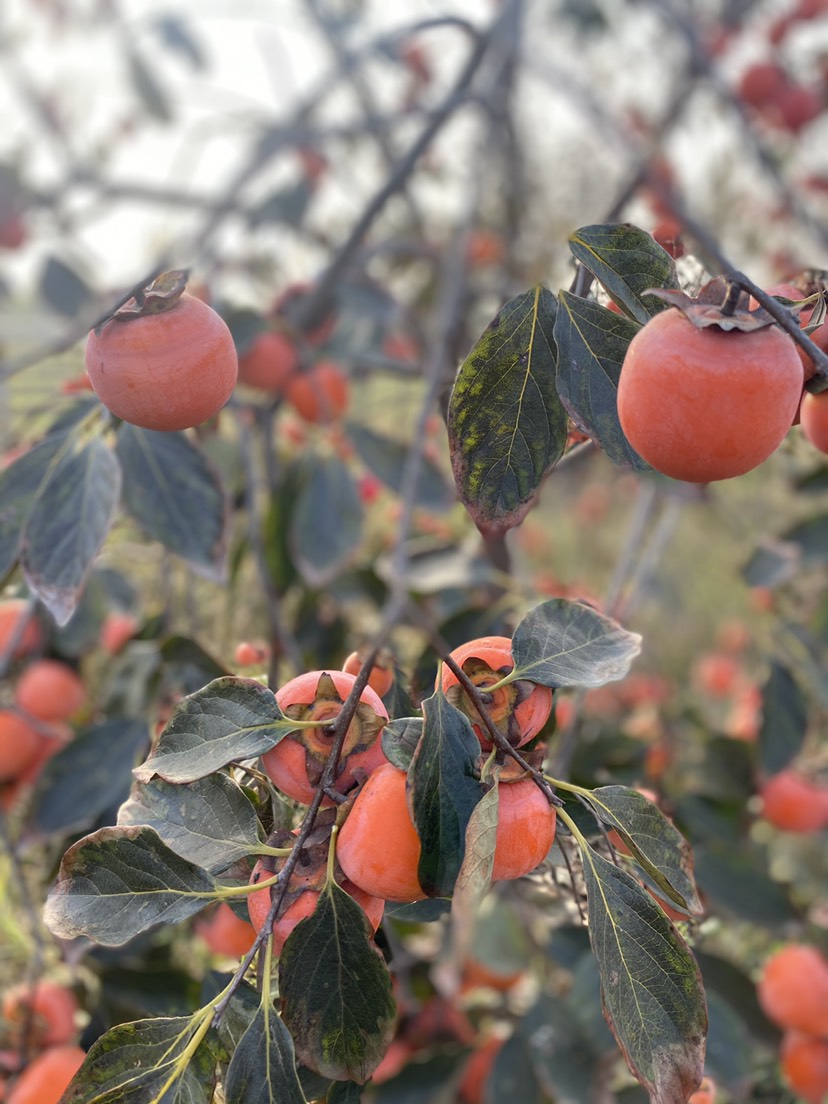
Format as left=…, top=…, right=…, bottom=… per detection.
left=491, top=779, right=556, bottom=882
left=759, top=770, right=828, bottom=834
left=617, top=308, right=803, bottom=482
left=757, top=943, right=828, bottom=1035
left=261, top=670, right=388, bottom=805
left=439, top=636, right=553, bottom=750
left=195, top=902, right=257, bottom=958
left=342, top=651, right=394, bottom=698
left=7, top=1045, right=86, bottom=1104
left=0, top=601, right=41, bottom=659
left=760, top=282, right=822, bottom=382
left=84, top=293, right=238, bottom=432
left=801, top=390, right=828, bottom=452
left=15, top=660, right=86, bottom=723
left=99, top=612, right=137, bottom=655
left=237, top=331, right=299, bottom=393
left=460, top=959, right=524, bottom=994
left=337, top=763, right=425, bottom=903
left=780, top=1031, right=828, bottom=1104
left=285, top=361, right=349, bottom=423
left=2, top=982, right=78, bottom=1048
left=0, top=712, right=42, bottom=783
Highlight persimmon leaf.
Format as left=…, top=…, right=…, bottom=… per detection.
left=290, top=453, right=364, bottom=586
left=758, top=661, right=808, bottom=776
left=224, top=1001, right=306, bottom=1104
left=568, top=223, right=679, bottom=324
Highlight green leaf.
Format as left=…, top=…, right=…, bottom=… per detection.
left=703, top=989, right=754, bottom=1092
left=567, top=223, right=679, bottom=324
left=59, top=1014, right=218, bottom=1102
left=327, top=1082, right=362, bottom=1104
left=582, top=786, right=701, bottom=913
left=116, top=424, right=228, bottom=581
left=694, top=951, right=780, bottom=1048
left=781, top=513, right=828, bottom=566
left=449, top=780, right=500, bottom=968
left=249, top=181, right=315, bottom=229
left=290, top=453, right=364, bottom=586
left=581, top=848, right=707, bottom=1104
left=523, top=991, right=606, bottom=1104
left=381, top=716, right=423, bottom=771
left=118, top=773, right=264, bottom=874
left=346, top=422, right=454, bottom=511
left=693, top=842, right=798, bottom=928
left=408, top=689, right=483, bottom=897
left=29, top=719, right=149, bottom=838
left=511, top=598, right=642, bottom=688
left=44, top=825, right=217, bottom=946
left=554, top=292, right=649, bottom=469
left=758, top=661, right=808, bottom=777
left=279, top=881, right=396, bottom=1082
left=447, top=286, right=567, bottom=535
left=39, top=255, right=92, bottom=316
left=133, top=677, right=292, bottom=784
left=224, top=1001, right=306, bottom=1104
left=742, top=540, right=799, bottom=587
left=21, top=436, right=121, bottom=625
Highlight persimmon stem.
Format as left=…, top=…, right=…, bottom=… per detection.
left=719, top=280, right=741, bottom=317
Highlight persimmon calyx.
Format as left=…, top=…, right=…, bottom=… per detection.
left=99, top=269, right=191, bottom=332
left=644, top=277, right=785, bottom=332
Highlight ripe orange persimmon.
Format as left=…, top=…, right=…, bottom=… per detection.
left=0, top=712, right=42, bottom=783
left=84, top=282, right=238, bottom=432
left=337, top=763, right=425, bottom=903
left=99, top=611, right=138, bottom=656
left=780, top=1031, right=828, bottom=1104
left=7, top=1045, right=86, bottom=1104
left=195, top=902, right=256, bottom=958
left=688, top=1075, right=717, bottom=1104
left=15, top=660, right=86, bottom=723
left=285, top=361, right=349, bottom=424
left=342, top=651, right=394, bottom=698
left=237, top=331, right=299, bottom=393
left=617, top=307, right=803, bottom=482
left=758, top=282, right=823, bottom=383
left=759, top=770, right=828, bottom=834
left=233, top=640, right=269, bottom=667
left=491, top=778, right=556, bottom=881
left=801, top=390, right=828, bottom=452
left=261, top=670, right=388, bottom=805
left=439, top=636, right=553, bottom=749
left=757, top=943, right=828, bottom=1035
left=0, top=600, right=41, bottom=660
left=2, top=982, right=78, bottom=1049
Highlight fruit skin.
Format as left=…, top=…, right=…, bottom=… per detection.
left=84, top=293, right=238, bottom=432
left=759, top=770, right=828, bottom=834
left=7, top=1045, right=86, bottom=1104
left=15, top=660, right=86, bottom=723
left=2, top=981, right=78, bottom=1048
left=0, top=601, right=41, bottom=659
left=342, top=651, right=394, bottom=698
left=618, top=307, right=803, bottom=482
left=237, top=331, right=299, bottom=393
left=99, top=612, right=138, bottom=655
left=490, top=778, right=556, bottom=882
left=801, top=390, right=828, bottom=453
left=0, top=712, right=42, bottom=783
left=688, top=1075, right=716, bottom=1104
left=757, top=943, right=828, bottom=1035
left=439, top=636, right=553, bottom=749
left=337, top=763, right=425, bottom=903
left=261, top=670, right=388, bottom=805
left=285, top=361, right=349, bottom=423
left=780, top=1031, right=828, bottom=1104
left=195, top=902, right=256, bottom=958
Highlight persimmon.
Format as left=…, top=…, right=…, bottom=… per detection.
left=337, top=763, right=425, bottom=903
left=780, top=1031, right=828, bottom=1104
left=342, top=650, right=394, bottom=698
left=0, top=712, right=42, bottom=783
left=691, top=652, right=743, bottom=698
left=272, top=282, right=336, bottom=347
left=0, top=214, right=25, bottom=251
left=7, top=1045, right=86, bottom=1104
left=237, top=331, right=299, bottom=393
left=737, top=62, right=788, bottom=109
left=99, top=611, right=137, bottom=655
left=652, top=218, right=685, bottom=260
left=801, top=390, right=828, bottom=453
left=2, top=981, right=78, bottom=1049
left=439, top=636, right=553, bottom=749
left=0, top=600, right=41, bottom=659
left=490, top=778, right=556, bottom=882
left=618, top=304, right=803, bottom=481
left=760, top=282, right=824, bottom=382
left=759, top=770, right=828, bottom=834
left=688, top=1075, right=717, bottom=1104
left=84, top=274, right=238, bottom=432
left=195, top=902, right=256, bottom=958
left=261, top=670, right=388, bottom=805
left=15, top=660, right=86, bottom=723
left=757, top=943, right=828, bottom=1034
left=285, top=361, right=349, bottom=424
left=233, top=640, right=269, bottom=667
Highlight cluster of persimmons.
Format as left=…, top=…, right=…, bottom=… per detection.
left=0, top=975, right=84, bottom=1104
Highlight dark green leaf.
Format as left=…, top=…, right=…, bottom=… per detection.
left=782, top=513, right=828, bottom=565
left=134, top=677, right=292, bottom=784
left=486, top=1031, right=545, bottom=1104
left=249, top=181, right=315, bottom=228
left=116, top=425, right=228, bottom=580
left=703, top=989, right=755, bottom=1091
left=695, top=950, right=780, bottom=1048
left=567, top=223, right=679, bottom=324
left=383, top=898, right=451, bottom=922
left=126, top=46, right=173, bottom=121
left=264, top=459, right=302, bottom=593
left=693, top=843, right=798, bottom=927
left=447, top=286, right=567, bottom=535
left=511, top=598, right=642, bottom=688
left=224, top=1001, right=306, bottom=1104
left=44, top=826, right=218, bottom=946
left=279, top=881, right=396, bottom=1082
left=381, top=717, right=423, bottom=770
left=290, top=453, right=363, bottom=586
left=759, top=661, right=808, bottom=777
left=409, top=689, right=483, bottom=898
left=29, top=719, right=149, bottom=837
left=346, top=422, right=454, bottom=511
left=327, top=1082, right=362, bottom=1103
left=582, top=785, right=701, bottom=913
left=554, top=292, right=649, bottom=469
left=742, top=540, right=799, bottom=587
left=118, top=773, right=263, bottom=873
left=59, top=1014, right=218, bottom=1102
left=526, top=991, right=605, bottom=1104
left=581, top=848, right=707, bottom=1104
left=39, top=255, right=92, bottom=316
left=22, top=436, right=121, bottom=625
